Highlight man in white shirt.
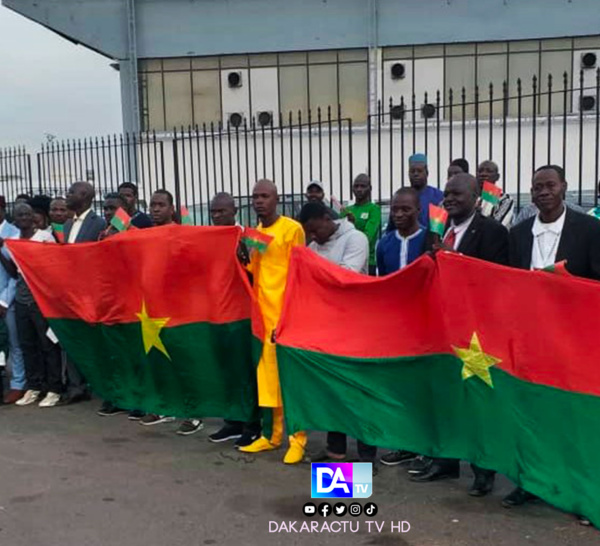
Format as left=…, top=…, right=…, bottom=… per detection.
left=509, top=165, right=600, bottom=278
left=507, top=164, right=600, bottom=511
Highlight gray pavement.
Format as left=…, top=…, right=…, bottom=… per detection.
left=0, top=399, right=597, bottom=546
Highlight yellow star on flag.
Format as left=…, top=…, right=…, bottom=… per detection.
left=452, top=332, right=501, bottom=388
left=136, top=301, right=171, bottom=360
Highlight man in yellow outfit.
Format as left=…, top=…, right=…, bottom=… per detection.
left=238, top=179, right=307, bottom=464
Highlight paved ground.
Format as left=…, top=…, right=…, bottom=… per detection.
left=0, top=399, right=597, bottom=546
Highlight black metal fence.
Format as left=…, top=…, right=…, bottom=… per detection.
left=3, top=71, right=600, bottom=220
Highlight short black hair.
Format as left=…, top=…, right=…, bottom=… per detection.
left=393, top=186, right=420, bottom=208
left=28, top=195, right=52, bottom=216
left=152, top=189, right=174, bottom=206
left=104, top=192, right=126, bottom=206
left=298, top=201, right=333, bottom=224
left=534, top=164, right=566, bottom=183
left=450, top=158, right=470, bottom=174
left=16, top=193, right=30, bottom=200
left=118, top=182, right=138, bottom=196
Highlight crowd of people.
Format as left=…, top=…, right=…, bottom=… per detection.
left=0, top=154, right=599, bottom=526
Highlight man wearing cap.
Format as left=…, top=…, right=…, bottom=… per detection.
left=386, top=154, right=443, bottom=234
left=305, top=180, right=339, bottom=219
left=0, top=196, right=25, bottom=404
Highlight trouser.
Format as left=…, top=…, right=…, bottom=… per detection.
left=64, top=356, right=88, bottom=400
left=368, top=265, right=377, bottom=276
left=327, top=432, right=377, bottom=462
left=5, top=305, right=26, bottom=390
left=433, top=458, right=495, bottom=479
left=15, top=301, right=62, bottom=393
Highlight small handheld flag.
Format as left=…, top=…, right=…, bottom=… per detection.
left=110, top=207, right=131, bottom=232
left=481, top=181, right=502, bottom=206
left=51, top=223, right=65, bottom=243
left=542, top=260, right=572, bottom=277
left=429, top=204, right=448, bottom=237
left=242, top=227, right=274, bottom=254
left=180, top=205, right=194, bottom=226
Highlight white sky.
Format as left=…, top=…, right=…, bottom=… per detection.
left=0, top=6, right=122, bottom=151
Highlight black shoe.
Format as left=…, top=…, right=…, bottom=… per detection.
left=410, top=463, right=460, bottom=482
left=502, top=487, right=538, bottom=508
left=234, top=432, right=260, bottom=448
left=468, top=474, right=495, bottom=497
left=406, top=455, right=433, bottom=474
left=97, top=402, right=127, bottom=417
left=128, top=410, right=145, bottom=420
left=379, top=450, right=417, bottom=466
left=208, top=424, right=244, bottom=443
left=310, top=449, right=347, bottom=462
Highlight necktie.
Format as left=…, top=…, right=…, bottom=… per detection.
left=443, top=227, right=456, bottom=250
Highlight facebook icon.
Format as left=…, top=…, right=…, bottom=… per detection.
left=311, top=463, right=373, bottom=499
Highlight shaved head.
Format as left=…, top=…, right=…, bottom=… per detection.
left=211, top=192, right=236, bottom=209
left=210, top=192, right=237, bottom=226
left=253, top=179, right=278, bottom=197
left=450, top=172, right=479, bottom=193
left=252, top=179, right=279, bottom=225
left=67, top=181, right=96, bottom=213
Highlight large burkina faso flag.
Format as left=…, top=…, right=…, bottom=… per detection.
left=277, top=247, right=600, bottom=525
left=6, top=225, right=259, bottom=421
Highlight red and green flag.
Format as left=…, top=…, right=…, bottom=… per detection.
left=110, top=207, right=131, bottom=232
left=542, top=260, right=572, bottom=276
left=428, top=204, right=448, bottom=236
left=277, top=248, right=600, bottom=526
left=6, top=226, right=259, bottom=420
left=242, top=227, right=273, bottom=254
left=481, top=181, right=502, bottom=205
left=180, top=205, right=194, bottom=226
left=51, top=223, right=65, bottom=243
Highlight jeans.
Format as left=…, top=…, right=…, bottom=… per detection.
left=5, top=305, right=26, bottom=390
left=15, top=301, right=62, bottom=393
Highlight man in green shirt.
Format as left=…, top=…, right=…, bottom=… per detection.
left=341, top=174, right=381, bottom=275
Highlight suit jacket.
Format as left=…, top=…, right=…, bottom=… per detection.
left=509, top=207, right=600, bottom=280
left=0, top=220, right=20, bottom=306
left=442, top=211, right=509, bottom=266
left=64, top=210, right=106, bottom=243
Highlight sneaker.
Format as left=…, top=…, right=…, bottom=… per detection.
left=139, top=414, right=176, bottom=426
left=234, top=432, right=260, bottom=449
left=97, top=401, right=127, bottom=417
left=15, top=389, right=41, bottom=406
left=406, top=455, right=433, bottom=474
left=379, top=450, right=417, bottom=466
left=208, top=424, right=243, bottom=443
left=176, top=419, right=204, bottom=436
left=128, top=410, right=145, bottom=421
left=38, top=392, right=61, bottom=408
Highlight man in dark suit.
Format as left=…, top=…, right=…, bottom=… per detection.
left=505, top=165, right=600, bottom=511
left=510, top=165, right=600, bottom=279
left=62, top=181, right=106, bottom=403
left=64, top=182, right=106, bottom=244
left=410, top=173, right=508, bottom=496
